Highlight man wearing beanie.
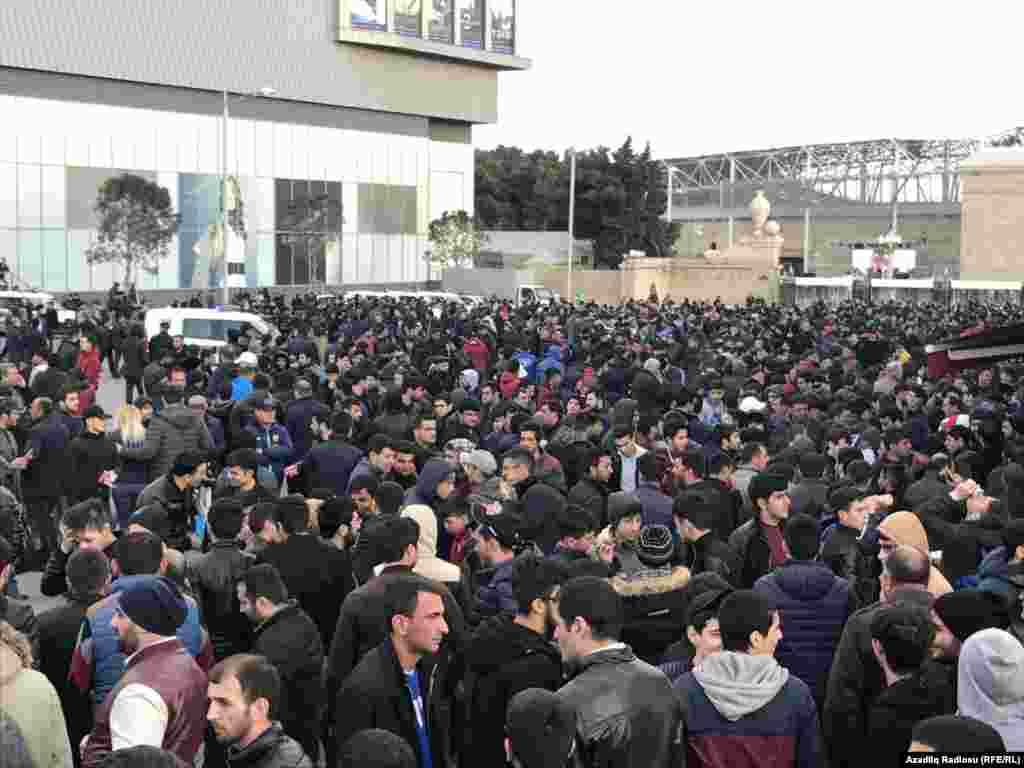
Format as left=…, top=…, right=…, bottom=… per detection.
left=931, top=590, right=1008, bottom=661
left=505, top=688, right=577, bottom=768
left=81, top=576, right=208, bottom=768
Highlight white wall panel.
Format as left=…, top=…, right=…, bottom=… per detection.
left=429, top=170, right=463, bottom=221
left=273, top=123, right=293, bottom=179
left=40, top=164, right=65, bottom=229
left=253, top=121, right=274, bottom=179
left=342, top=182, right=357, bottom=234
left=356, top=234, right=374, bottom=282
left=0, top=98, right=15, bottom=163
left=0, top=164, right=16, bottom=229
left=233, top=119, right=256, bottom=178
left=17, top=164, right=41, bottom=228
left=371, top=132, right=390, bottom=185
left=292, top=125, right=310, bottom=181
left=176, top=114, right=199, bottom=174
left=155, top=112, right=181, bottom=173
left=196, top=114, right=220, bottom=176
left=109, top=110, right=136, bottom=170
left=38, top=100, right=66, bottom=166
left=86, top=105, right=113, bottom=168
left=135, top=122, right=158, bottom=172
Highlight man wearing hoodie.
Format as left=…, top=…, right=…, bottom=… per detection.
left=823, top=544, right=933, bottom=768
left=402, top=457, right=455, bottom=565
left=876, top=510, right=953, bottom=597
left=675, top=589, right=822, bottom=768
left=401, top=494, right=462, bottom=597
left=461, top=554, right=565, bottom=768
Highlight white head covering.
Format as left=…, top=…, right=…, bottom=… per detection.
left=958, top=628, right=1024, bottom=750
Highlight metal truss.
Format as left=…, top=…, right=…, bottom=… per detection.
left=662, top=129, right=1022, bottom=208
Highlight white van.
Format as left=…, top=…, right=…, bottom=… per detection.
left=0, top=290, right=77, bottom=324
left=144, top=308, right=279, bottom=349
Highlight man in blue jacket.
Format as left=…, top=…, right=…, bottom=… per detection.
left=246, top=398, right=293, bottom=484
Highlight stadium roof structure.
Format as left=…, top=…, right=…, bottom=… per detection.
left=662, top=127, right=1024, bottom=218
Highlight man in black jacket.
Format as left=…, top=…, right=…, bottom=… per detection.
left=302, top=412, right=362, bottom=497
left=67, top=406, right=118, bottom=505
left=462, top=555, right=565, bottom=768
left=40, top=499, right=118, bottom=598
left=552, top=576, right=684, bottom=768
left=728, top=472, right=791, bottom=588
left=187, top=499, right=253, bottom=662
left=207, top=653, right=312, bottom=768
left=36, top=547, right=109, bottom=768
left=673, top=489, right=736, bottom=583
left=335, top=574, right=451, bottom=768
left=566, top=445, right=612, bottom=530
left=256, top=495, right=353, bottom=652
left=820, top=487, right=877, bottom=605
left=239, top=563, right=324, bottom=764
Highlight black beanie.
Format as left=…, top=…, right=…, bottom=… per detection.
left=911, top=715, right=1005, bottom=753
left=932, top=590, right=1008, bottom=643
left=117, top=576, right=187, bottom=636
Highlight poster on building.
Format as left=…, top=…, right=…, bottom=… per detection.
left=490, top=0, right=514, bottom=53
left=428, top=0, right=454, bottom=43
left=394, top=0, right=421, bottom=37
left=458, top=0, right=483, bottom=49
left=351, top=0, right=387, bottom=31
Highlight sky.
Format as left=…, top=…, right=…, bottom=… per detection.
left=474, top=0, right=1024, bottom=159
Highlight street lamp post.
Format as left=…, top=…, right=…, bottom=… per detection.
left=221, top=86, right=276, bottom=306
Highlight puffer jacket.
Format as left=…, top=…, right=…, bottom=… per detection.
left=556, top=644, right=684, bottom=768
left=227, top=721, right=311, bottom=768
left=461, top=614, right=562, bottom=768
left=402, top=504, right=461, bottom=586
left=753, top=559, right=857, bottom=708
left=120, top=402, right=213, bottom=482
left=610, top=564, right=691, bottom=664
left=188, top=540, right=254, bottom=661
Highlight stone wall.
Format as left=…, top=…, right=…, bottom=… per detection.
left=960, top=151, right=1024, bottom=278
left=541, top=258, right=776, bottom=305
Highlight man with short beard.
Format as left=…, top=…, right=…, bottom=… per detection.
left=462, top=554, right=565, bottom=768
left=207, top=654, right=311, bottom=768
left=80, top=576, right=208, bottom=768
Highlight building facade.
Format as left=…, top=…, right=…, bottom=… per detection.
left=0, top=0, right=528, bottom=293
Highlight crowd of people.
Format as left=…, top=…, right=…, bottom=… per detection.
left=0, top=290, right=1023, bottom=768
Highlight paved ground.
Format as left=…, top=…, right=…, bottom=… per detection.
left=19, top=364, right=127, bottom=615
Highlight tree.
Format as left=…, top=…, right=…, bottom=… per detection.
left=85, top=174, right=179, bottom=287
left=475, top=138, right=680, bottom=269
left=427, top=210, right=489, bottom=268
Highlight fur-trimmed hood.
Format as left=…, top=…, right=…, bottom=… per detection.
left=610, top=565, right=690, bottom=596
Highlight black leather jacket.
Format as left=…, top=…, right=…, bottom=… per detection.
left=227, top=722, right=311, bottom=768
left=556, top=645, right=684, bottom=768
left=187, top=540, right=254, bottom=661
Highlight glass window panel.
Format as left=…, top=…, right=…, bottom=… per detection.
left=327, top=181, right=342, bottom=233
left=257, top=234, right=275, bottom=287
left=0, top=164, right=15, bottom=229
left=490, top=0, right=514, bottom=53
left=428, top=0, right=453, bottom=42
left=458, top=0, right=483, bottom=49
left=67, top=229, right=92, bottom=291
left=42, top=229, right=67, bottom=291
left=17, top=164, right=41, bottom=229
left=17, top=230, right=43, bottom=290
left=275, top=235, right=293, bottom=285
left=357, top=234, right=374, bottom=282
left=341, top=234, right=358, bottom=284
left=352, top=0, right=387, bottom=30
left=394, top=0, right=421, bottom=36
left=293, top=237, right=310, bottom=285
left=41, top=165, right=66, bottom=229
left=324, top=236, right=341, bottom=285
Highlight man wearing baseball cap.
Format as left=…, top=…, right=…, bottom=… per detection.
left=81, top=576, right=208, bottom=768
left=68, top=405, right=118, bottom=504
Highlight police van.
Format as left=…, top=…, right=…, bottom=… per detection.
left=144, top=307, right=279, bottom=350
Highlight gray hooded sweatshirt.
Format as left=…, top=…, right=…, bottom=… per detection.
left=693, top=651, right=790, bottom=722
